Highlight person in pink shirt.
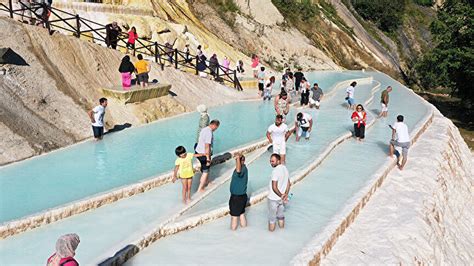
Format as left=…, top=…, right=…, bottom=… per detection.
left=46, top=234, right=80, bottom=266
left=126, top=26, right=138, bottom=55
left=251, top=54, right=259, bottom=78
left=222, top=56, right=231, bottom=74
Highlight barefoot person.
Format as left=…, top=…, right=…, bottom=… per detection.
left=345, top=81, right=357, bottom=109
left=379, top=86, right=392, bottom=118
left=267, top=153, right=290, bottom=232
left=87, top=98, right=108, bottom=140
left=172, top=146, right=204, bottom=204
left=389, top=115, right=410, bottom=170
left=267, top=115, right=291, bottom=164
left=274, top=91, right=290, bottom=121
left=195, top=120, right=220, bottom=192
left=351, top=104, right=367, bottom=141
left=309, top=83, right=323, bottom=109
left=294, top=112, right=313, bottom=141
left=229, top=153, right=248, bottom=230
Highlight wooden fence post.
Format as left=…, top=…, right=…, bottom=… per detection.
left=195, top=56, right=199, bottom=75
left=154, top=42, right=158, bottom=63
left=75, top=15, right=80, bottom=38
left=234, top=71, right=238, bottom=90
left=8, top=0, right=13, bottom=18
left=174, top=49, right=178, bottom=69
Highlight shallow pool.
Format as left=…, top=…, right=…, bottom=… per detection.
left=0, top=72, right=363, bottom=224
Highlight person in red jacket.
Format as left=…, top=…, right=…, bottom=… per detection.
left=46, top=234, right=80, bottom=266
left=351, top=104, right=367, bottom=141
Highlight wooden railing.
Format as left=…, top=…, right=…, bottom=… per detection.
left=0, top=0, right=243, bottom=90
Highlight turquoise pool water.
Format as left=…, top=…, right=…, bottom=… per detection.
left=126, top=72, right=431, bottom=265
left=0, top=72, right=363, bottom=224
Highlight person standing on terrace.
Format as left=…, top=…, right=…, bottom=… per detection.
left=105, top=21, right=121, bottom=50
left=125, top=26, right=138, bottom=55
left=389, top=115, right=411, bottom=170
left=309, top=83, right=323, bottom=109
left=379, top=86, right=393, bottom=118
left=172, top=146, right=205, bottom=204
left=345, top=81, right=357, bottom=109
left=222, top=56, right=231, bottom=74
left=267, top=115, right=290, bottom=165
left=88, top=98, right=108, bottom=141
left=257, top=66, right=266, bottom=97
left=229, top=153, right=248, bottom=230
left=209, top=54, right=219, bottom=80
left=294, top=67, right=304, bottom=93
left=267, top=153, right=290, bottom=232
left=195, top=120, right=220, bottom=192
left=251, top=54, right=259, bottom=78
left=236, top=60, right=245, bottom=79
left=299, top=77, right=310, bottom=106
left=263, top=76, right=276, bottom=101
left=195, top=104, right=210, bottom=147
left=351, top=104, right=367, bottom=141
left=274, top=91, right=290, bottom=121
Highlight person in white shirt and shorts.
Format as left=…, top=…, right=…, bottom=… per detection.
left=389, top=115, right=411, bottom=170
left=267, top=115, right=290, bottom=164
left=267, top=153, right=291, bottom=232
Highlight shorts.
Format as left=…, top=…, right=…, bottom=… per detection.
left=137, top=73, right=149, bottom=84
left=92, top=126, right=104, bottom=138
left=381, top=103, right=388, bottom=112
left=196, top=155, right=210, bottom=173
left=258, top=83, right=264, bottom=91
left=297, top=127, right=311, bottom=139
left=347, top=97, right=355, bottom=106
left=268, top=199, right=285, bottom=224
left=126, top=42, right=135, bottom=49
left=272, top=141, right=286, bottom=155
left=390, top=140, right=410, bottom=157
left=229, top=194, right=248, bottom=216
left=263, top=89, right=272, bottom=99
left=309, top=98, right=320, bottom=107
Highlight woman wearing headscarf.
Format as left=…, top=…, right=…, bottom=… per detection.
left=209, top=54, right=219, bottom=80
left=46, top=234, right=80, bottom=266
left=119, top=55, right=135, bottom=89
left=195, top=104, right=210, bottom=145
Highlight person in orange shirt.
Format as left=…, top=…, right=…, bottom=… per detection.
left=134, top=54, right=151, bottom=88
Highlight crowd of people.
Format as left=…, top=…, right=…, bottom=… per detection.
left=85, top=55, right=411, bottom=240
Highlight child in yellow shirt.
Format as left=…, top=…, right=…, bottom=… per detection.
left=173, top=146, right=204, bottom=203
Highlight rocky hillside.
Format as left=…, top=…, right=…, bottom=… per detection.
left=0, top=17, right=251, bottom=165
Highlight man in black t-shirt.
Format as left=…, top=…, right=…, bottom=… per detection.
left=294, top=67, right=304, bottom=92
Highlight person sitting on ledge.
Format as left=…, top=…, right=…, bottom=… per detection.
left=118, top=55, right=135, bottom=90
left=134, top=54, right=150, bottom=88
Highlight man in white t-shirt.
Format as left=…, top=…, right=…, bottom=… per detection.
left=88, top=97, right=108, bottom=140
left=267, top=115, right=290, bottom=164
left=294, top=112, right=313, bottom=141
left=389, top=115, right=410, bottom=170
left=267, top=153, right=290, bottom=232
left=345, top=81, right=357, bottom=109
left=195, top=120, right=220, bottom=192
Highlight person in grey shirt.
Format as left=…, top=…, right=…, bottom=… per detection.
left=309, top=83, right=324, bottom=109
left=195, top=120, right=220, bottom=192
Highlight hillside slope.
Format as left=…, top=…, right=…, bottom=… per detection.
left=0, top=18, right=251, bottom=165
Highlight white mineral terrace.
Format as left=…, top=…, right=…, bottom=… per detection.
left=1, top=71, right=472, bottom=265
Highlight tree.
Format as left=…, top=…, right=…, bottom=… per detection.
left=415, top=0, right=474, bottom=103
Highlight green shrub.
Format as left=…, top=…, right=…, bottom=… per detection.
left=350, top=0, right=406, bottom=32
left=413, top=0, right=433, bottom=6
